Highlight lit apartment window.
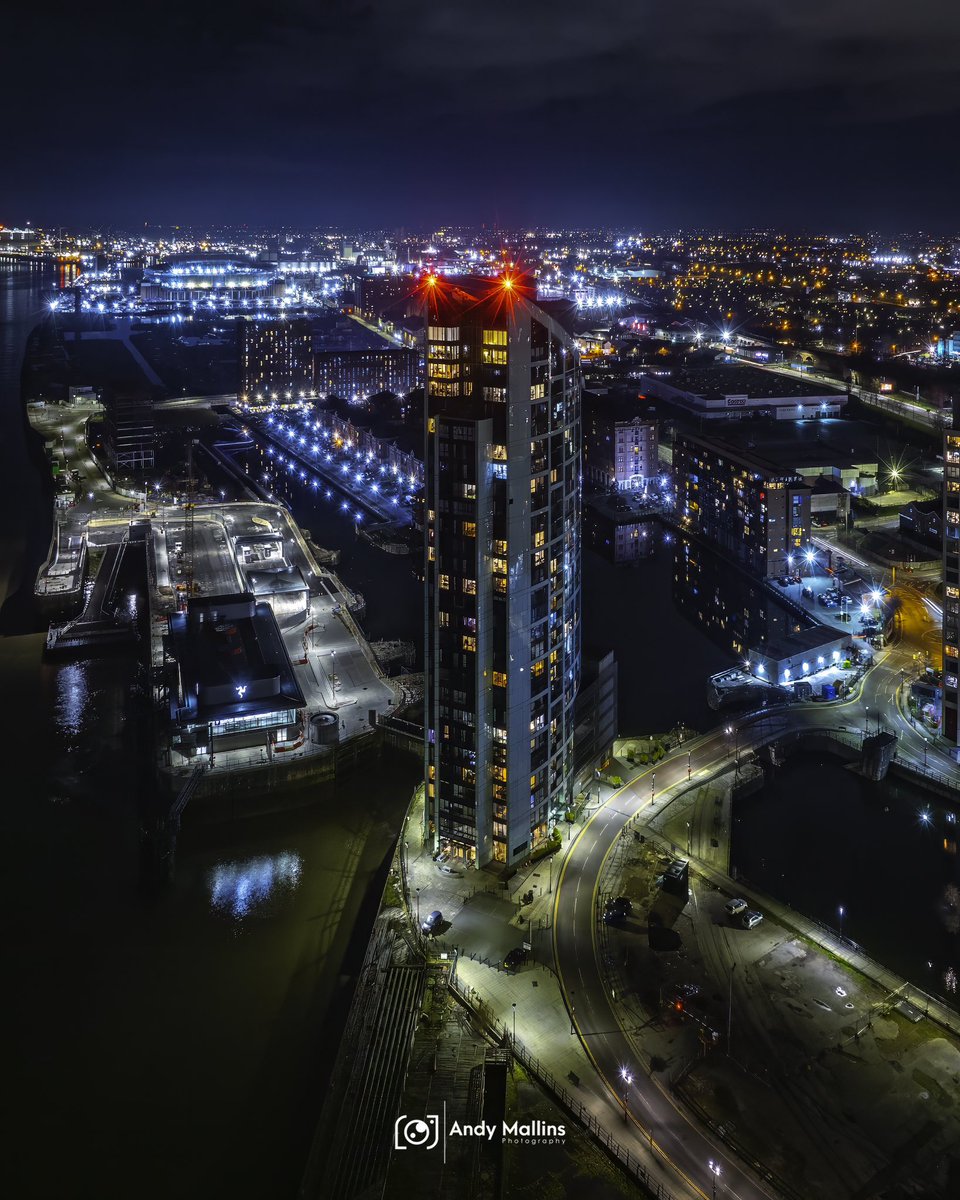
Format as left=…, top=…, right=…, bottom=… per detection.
left=493, top=671, right=507, bottom=687
left=482, top=329, right=507, bottom=345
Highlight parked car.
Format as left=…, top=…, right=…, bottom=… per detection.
left=504, top=947, right=527, bottom=970
left=741, top=910, right=764, bottom=929
left=725, top=897, right=748, bottom=917
left=421, top=910, right=443, bottom=935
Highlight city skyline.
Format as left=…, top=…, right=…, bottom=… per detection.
left=6, top=4, right=960, bottom=1197
left=5, top=210, right=960, bottom=1200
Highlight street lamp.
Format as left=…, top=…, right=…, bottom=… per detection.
left=620, top=1067, right=633, bottom=1122
left=512, top=1001, right=517, bottom=1043
left=416, top=887, right=421, bottom=927
left=708, top=1159, right=722, bottom=1199
left=687, top=751, right=692, bottom=781
left=838, top=904, right=844, bottom=939
left=650, top=772, right=656, bottom=802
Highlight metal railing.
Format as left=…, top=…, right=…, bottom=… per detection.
left=447, top=967, right=678, bottom=1200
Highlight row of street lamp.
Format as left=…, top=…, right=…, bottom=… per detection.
left=619, top=1066, right=723, bottom=1195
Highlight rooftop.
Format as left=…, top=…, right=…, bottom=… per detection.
left=754, top=623, right=850, bottom=663
left=656, top=364, right=838, bottom=400
left=676, top=430, right=805, bottom=481
left=245, top=565, right=309, bottom=596
left=167, top=593, right=306, bottom=724
left=704, top=419, right=883, bottom=471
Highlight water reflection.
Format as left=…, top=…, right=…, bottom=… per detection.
left=55, top=662, right=90, bottom=739
left=734, top=756, right=960, bottom=1006
left=584, top=510, right=658, bottom=563
left=672, top=532, right=803, bottom=659
left=208, top=851, right=303, bottom=919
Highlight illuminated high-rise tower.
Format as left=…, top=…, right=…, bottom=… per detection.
left=422, top=273, right=581, bottom=867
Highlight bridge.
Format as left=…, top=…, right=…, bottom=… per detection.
left=45, top=528, right=146, bottom=655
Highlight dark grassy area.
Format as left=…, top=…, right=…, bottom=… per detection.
left=506, top=1068, right=647, bottom=1199
left=131, top=326, right=237, bottom=396
left=63, top=336, right=154, bottom=393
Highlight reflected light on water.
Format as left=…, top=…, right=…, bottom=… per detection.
left=208, top=852, right=303, bottom=919
left=55, top=663, right=90, bottom=739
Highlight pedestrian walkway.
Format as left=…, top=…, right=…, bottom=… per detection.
left=400, top=779, right=691, bottom=1200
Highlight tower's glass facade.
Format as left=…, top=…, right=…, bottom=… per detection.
left=423, top=274, right=581, bottom=867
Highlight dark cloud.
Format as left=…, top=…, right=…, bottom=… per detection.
left=4, top=0, right=959, bottom=229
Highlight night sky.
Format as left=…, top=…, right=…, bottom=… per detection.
left=7, top=0, right=960, bottom=231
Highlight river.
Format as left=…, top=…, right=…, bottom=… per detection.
left=1, top=267, right=418, bottom=1200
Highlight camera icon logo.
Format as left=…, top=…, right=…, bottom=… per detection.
left=394, top=1114, right=441, bottom=1151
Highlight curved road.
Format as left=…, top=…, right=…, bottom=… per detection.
left=554, top=720, right=782, bottom=1200
left=553, top=632, right=954, bottom=1200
